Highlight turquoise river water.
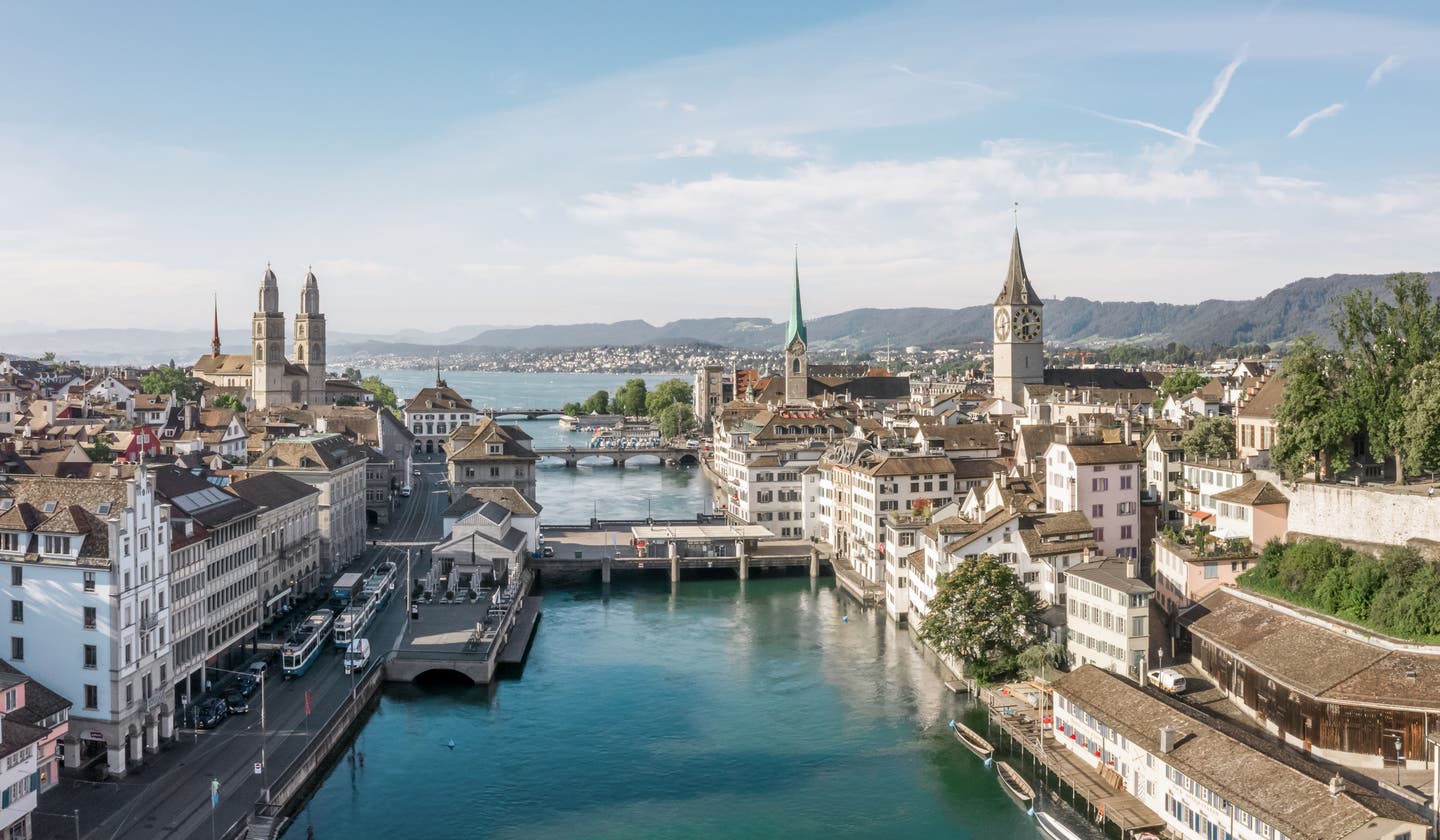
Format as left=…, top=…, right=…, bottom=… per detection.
left=285, top=372, right=1098, bottom=839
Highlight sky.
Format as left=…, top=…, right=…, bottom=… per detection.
left=2, top=1, right=1438, bottom=334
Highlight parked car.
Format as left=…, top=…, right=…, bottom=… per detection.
left=541, top=545, right=555, bottom=558
left=237, top=675, right=258, bottom=697
left=400, top=486, right=412, bottom=498
left=197, top=699, right=229, bottom=729
left=412, top=468, right=421, bottom=477
left=1147, top=668, right=1187, bottom=694
left=410, top=604, right=420, bottom=620
left=247, top=660, right=269, bottom=681
left=225, top=693, right=250, bottom=714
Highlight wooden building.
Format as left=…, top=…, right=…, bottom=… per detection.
left=1189, top=587, right=1440, bottom=768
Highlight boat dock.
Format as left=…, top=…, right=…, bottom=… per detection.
left=980, top=683, right=1165, bottom=838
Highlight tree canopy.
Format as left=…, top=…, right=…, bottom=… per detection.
left=612, top=378, right=649, bottom=417
left=360, top=375, right=398, bottom=410
left=563, top=390, right=612, bottom=417
left=1181, top=415, right=1236, bottom=460
left=140, top=366, right=203, bottom=401
left=645, top=378, right=692, bottom=418
left=656, top=403, right=697, bottom=438
left=213, top=394, right=246, bottom=412
left=1327, top=273, right=1440, bottom=483
left=1160, top=368, right=1208, bottom=397
left=917, top=555, right=1038, bottom=682
left=1272, top=336, right=1356, bottom=479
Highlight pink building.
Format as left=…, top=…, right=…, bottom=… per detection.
left=1210, top=478, right=1289, bottom=546
left=1044, top=438, right=1142, bottom=559
left=0, top=661, right=71, bottom=792
left=1152, top=535, right=1257, bottom=618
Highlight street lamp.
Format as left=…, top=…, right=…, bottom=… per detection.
left=1394, top=735, right=1404, bottom=787
left=208, top=666, right=269, bottom=800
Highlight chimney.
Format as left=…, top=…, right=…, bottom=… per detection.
left=1123, top=417, right=1133, bottom=445
left=1065, top=420, right=1076, bottom=445
left=1159, top=725, right=1177, bottom=754
left=1328, top=773, right=1345, bottom=797
left=1125, top=556, right=1136, bottom=579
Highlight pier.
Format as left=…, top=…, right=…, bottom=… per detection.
left=535, top=444, right=699, bottom=468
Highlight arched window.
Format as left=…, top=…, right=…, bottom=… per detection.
left=255, top=343, right=263, bottom=361
left=290, top=381, right=302, bottom=403
left=297, top=345, right=305, bottom=361
left=791, top=358, right=800, bottom=374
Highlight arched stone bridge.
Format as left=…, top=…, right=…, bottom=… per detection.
left=535, top=446, right=700, bottom=468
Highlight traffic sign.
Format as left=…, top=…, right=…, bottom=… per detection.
left=254, top=762, right=262, bottom=775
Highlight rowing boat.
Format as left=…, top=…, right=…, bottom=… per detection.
left=996, top=760, right=1035, bottom=809
left=1035, top=811, right=1083, bottom=840
left=949, top=720, right=994, bottom=761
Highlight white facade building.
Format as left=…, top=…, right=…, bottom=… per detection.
left=1045, top=438, right=1142, bottom=559
left=1064, top=556, right=1153, bottom=679
left=0, top=469, right=173, bottom=776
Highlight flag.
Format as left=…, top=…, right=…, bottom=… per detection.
left=305, top=690, right=312, bottom=716
left=210, top=778, right=220, bottom=809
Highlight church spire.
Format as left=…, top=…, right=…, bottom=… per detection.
left=786, top=246, right=807, bottom=346
left=258, top=262, right=280, bottom=313
left=300, top=265, right=320, bottom=314
left=210, top=294, right=221, bottom=358
left=995, top=227, right=1039, bottom=306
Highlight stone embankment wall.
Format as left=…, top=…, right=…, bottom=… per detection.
left=1258, top=470, right=1440, bottom=555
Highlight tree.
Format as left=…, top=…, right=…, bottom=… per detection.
left=1272, top=336, right=1356, bottom=480
left=1401, top=359, right=1440, bottom=477
left=341, top=367, right=363, bottom=382
left=581, top=390, right=610, bottom=415
left=657, top=403, right=697, bottom=439
left=140, top=366, right=202, bottom=401
left=1181, top=416, right=1236, bottom=460
left=1330, top=273, right=1440, bottom=484
left=1017, top=642, right=1067, bottom=683
left=360, top=376, right=398, bottom=410
left=214, top=394, right=246, bottom=412
left=612, top=378, right=649, bottom=417
left=917, top=555, right=1038, bottom=680
left=645, top=378, right=692, bottom=419
left=334, top=396, right=360, bottom=407
left=1160, top=368, right=1207, bottom=396
left=83, top=432, right=117, bottom=463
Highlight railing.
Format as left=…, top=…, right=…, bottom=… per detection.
left=140, top=611, right=159, bottom=632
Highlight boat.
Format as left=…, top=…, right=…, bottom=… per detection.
left=1034, top=811, right=1084, bottom=840
left=996, top=760, right=1035, bottom=809
left=949, top=720, right=994, bottom=761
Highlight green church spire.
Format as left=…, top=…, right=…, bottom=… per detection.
left=786, top=246, right=807, bottom=346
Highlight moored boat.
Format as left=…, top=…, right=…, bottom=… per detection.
left=949, top=720, right=995, bottom=762
left=996, top=760, right=1035, bottom=809
left=1035, top=811, right=1083, bottom=840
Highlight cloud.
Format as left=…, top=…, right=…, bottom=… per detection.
left=1082, top=109, right=1217, bottom=148
left=1367, top=54, right=1404, bottom=87
left=1184, top=44, right=1248, bottom=151
left=656, top=139, right=717, bottom=159
left=1287, top=103, right=1345, bottom=138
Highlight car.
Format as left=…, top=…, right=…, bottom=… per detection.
left=247, top=661, right=268, bottom=681
left=1147, top=668, right=1187, bottom=694
left=541, top=545, right=554, bottom=558
left=412, top=468, right=421, bottom=476
left=225, top=693, right=250, bottom=714
left=236, top=676, right=258, bottom=697
left=400, top=486, right=412, bottom=498
left=196, top=699, right=229, bottom=729
left=410, top=604, right=420, bottom=620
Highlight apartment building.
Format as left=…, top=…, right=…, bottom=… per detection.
left=1064, top=556, right=1154, bottom=678
left=1045, top=436, right=1142, bottom=559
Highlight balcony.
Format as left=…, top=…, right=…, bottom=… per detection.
left=140, top=611, right=159, bottom=632
left=1156, top=529, right=1254, bottom=561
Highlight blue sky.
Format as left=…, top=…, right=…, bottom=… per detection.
left=2, top=1, right=1438, bottom=333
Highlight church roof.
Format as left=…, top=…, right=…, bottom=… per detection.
left=994, top=228, right=1041, bottom=306
left=786, top=252, right=807, bottom=346
left=193, top=354, right=254, bottom=375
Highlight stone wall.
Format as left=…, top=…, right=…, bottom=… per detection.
left=1258, top=470, right=1440, bottom=554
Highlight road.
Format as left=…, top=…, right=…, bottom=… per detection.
left=35, top=459, right=451, bottom=840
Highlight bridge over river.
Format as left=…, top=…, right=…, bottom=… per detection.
left=535, top=445, right=699, bottom=467
left=480, top=407, right=568, bottom=420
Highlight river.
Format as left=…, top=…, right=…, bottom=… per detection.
left=285, top=372, right=1091, bottom=839
left=362, top=370, right=712, bottom=523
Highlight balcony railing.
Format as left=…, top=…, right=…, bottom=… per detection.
left=140, top=611, right=159, bottom=632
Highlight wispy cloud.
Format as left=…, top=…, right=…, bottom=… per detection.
left=1081, top=109, right=1217, bottom=148
left=1287, top=103, right=1345, bottom=138
left=656, top=139, right=717, bottom=159
left=1367, top=54, right=1404, bottom=87
left=1184, top=44, right=1248, bottom=152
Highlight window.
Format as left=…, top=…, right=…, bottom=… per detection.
left=489, top=468, right=500, bottom=477
left=83, top=572, right=96, bottom=592
left=1094, top=528, right=1104, bottom=543
left=1120, top=475, right=1132, bottom=490
left=125, top=683, right=133, bottom=706
left=84, top=644, right=97, bottom=669
left=8, top=637, right=20, bottom=660
left=9, top=567, right=18, bottom=586
left=1120, top=525, right=1133, bottom=540
left=1091, top=478, right=1109, bottom=492
left=84, top=684, right=98, bottom=710
left=1090, top=504, right=1103, bottom=518
left=0, top=534, right=16, bottom=552
left=1203, top=563, right=1218, bottom=579
left=2, top=689, right=12, bottom=712
left=42, top=535, right=71, bottom=555
left=8, top=601, right=19, bottom=623
left=83, top=607, right=96, bottom=629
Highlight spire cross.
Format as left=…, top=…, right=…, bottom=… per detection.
left=1012, top=201, right=1019, bottom=229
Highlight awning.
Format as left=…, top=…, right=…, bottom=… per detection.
left=266, top=587, right=293, bottom=608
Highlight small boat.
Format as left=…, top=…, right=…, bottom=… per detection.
left=996, top=760, right=1035, bottom=809
left=1035, top=811, right=1084, bottom=840
left=949, top=720, right=994, bottom=761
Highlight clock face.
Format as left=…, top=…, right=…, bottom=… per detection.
left=994, top=310, right=1011, bottom=341
left=1014, top=307, right=1041, bottom=341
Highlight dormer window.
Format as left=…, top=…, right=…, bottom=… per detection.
left=42, top=535, right=72, bottom=555
left=42, top=502, right=57, bottom=514
left=97, top=503, right=111, bottom=515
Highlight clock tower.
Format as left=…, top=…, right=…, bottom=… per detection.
left=992, top=228, right=1044, bottom=405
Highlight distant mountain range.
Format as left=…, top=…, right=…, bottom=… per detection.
left=5, top=273, right=1436, bottom=364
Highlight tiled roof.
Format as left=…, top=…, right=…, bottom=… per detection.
left=192, top=354, right=253, bottom=376
left=1053, top=665, right=1414, bottom=840
left=1065, top=556, right=1151, bottom=594
left=442, top=487, right=541, bottom=519
left=856, top=454, right=954, bottom=478
left=0, top=476, right=131, bottom=563
left=1212, top=479, right=1289, bottom=507
left=0, top=660, right=71, bottom=723
left=255, top=433, right=369, bottom=472
left=447, top=418, right=539, bottom=463
left=1043, top=368, right=1160, bottom=390
left=404, top=385, right=476, bottom=413
left=1058, top=442, right=1141, bottom=465
left=228, top=471, right=319, bottom=510
left=1237, top=374, right=1286, bottom=420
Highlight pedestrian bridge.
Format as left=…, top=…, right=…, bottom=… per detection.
left=535, top=445, right=699, bottom=468
left=480, top=407, right=567, bottom=420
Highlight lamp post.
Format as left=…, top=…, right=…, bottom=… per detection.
left=1393, top=735, right=1403, bottom=787
left=209, top=666, right=268, bottom=800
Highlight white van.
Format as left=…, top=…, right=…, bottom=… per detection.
left=1147, top=668, right=1187, bottom=694
left=344, top=638, right=371, bottom=675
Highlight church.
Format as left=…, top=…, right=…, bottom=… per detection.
left=193, top=266, right=333, bottom=409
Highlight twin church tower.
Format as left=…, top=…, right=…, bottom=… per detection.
left=196, top=265, right=328, bottom=409
left=780, top=228, right=1044, bottom=407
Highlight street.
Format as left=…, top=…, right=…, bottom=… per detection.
left=35, top=459, right=451, bottom=840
